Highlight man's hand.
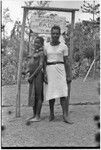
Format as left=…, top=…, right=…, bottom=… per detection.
left=66, top=76, right=72, bottom=84
left=22, top=71, right=26, bottom=75
left=28, top=74, right=35, bottom=84
left=44, top=73, right=48, bottom=84
left=28, top=77, right=33, bottom=84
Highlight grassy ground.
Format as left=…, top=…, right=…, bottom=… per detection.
left=1, top=78, right=100, bottom=148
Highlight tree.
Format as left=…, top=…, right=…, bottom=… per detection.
left=36, top=1, right=50, bottom=17
left=81, top=0, right=100, bottom=78
left=24, top=1, right=50, bottom=54
left=2, top=8, right=13, bottom=39
left=2, top=7, right=13, bottom=55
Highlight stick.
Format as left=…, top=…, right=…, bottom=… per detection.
left=83, top=59, right=95, bottom=82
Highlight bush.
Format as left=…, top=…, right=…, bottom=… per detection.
left=83, top=47, right=94, bottom=60
left=73, top=52, right=81, bottom=62
left=2, top=62, right=17, bottom=85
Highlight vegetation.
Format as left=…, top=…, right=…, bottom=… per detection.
left=2, top=1, right=100, bottom=85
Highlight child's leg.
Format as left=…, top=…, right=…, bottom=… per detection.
left=28, top=82, right=36, bottom=120
left=32, top=84, right=36, bottom=118
left=35, top=99, right=42, bottom=120
left=49, top=99, right=55, bottom=121
left=32, top=105, right=36, bottom=118
left=30, top=74, right=43, bottom=122
left=28, top=102, right=36, bottom=121
left=30, top=97, right=42, bottom=122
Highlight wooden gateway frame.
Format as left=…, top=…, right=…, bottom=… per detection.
left=16, top=6, right=79, bottom=117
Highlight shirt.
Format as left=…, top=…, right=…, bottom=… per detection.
left=44, top=42, right=68, bottom=62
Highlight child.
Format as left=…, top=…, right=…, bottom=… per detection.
left=23, top=36, right=47, bottom=122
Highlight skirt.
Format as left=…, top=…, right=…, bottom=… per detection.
left=45, top=64, right=68, bottom=101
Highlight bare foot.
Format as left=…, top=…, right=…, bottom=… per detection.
left=63, top=116, right=74, bottom=124
left=27, top=115, right=35, bottom=121
left=49, top=115, right=55, bottom=121
left=30, top=117, right=41, bottom=122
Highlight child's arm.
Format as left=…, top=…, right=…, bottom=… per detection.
left=28, top=52, right=44, bottom=82
left=22, top=56, right=34, bottom=75
left=22, top=67, right=30, bottom=76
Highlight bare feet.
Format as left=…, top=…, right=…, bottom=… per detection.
left=27, top=115, right=35, bottom=121
left=30, top=117, right=41, bottom=122
left=49, top=114, right=55, bottom=121
left=63, top=116, right=73, bottom=124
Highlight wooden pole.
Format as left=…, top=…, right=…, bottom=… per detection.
left=16, top=8, right=28, bottom=117
left=0, top=1, right=2, bottom=100
left=0, top=1, right=1, bottom=47
left=93, top=1, right=96, bottom=79
left=93, top=28, right=96, bottom=79
left=68, top=11, right=75, bottom=102
left=70, top=11, right=75, bottom=62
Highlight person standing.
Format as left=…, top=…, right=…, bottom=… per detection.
left=44, top=25, right=73, bottom=124
left=22, top=36, right=47, bottom=122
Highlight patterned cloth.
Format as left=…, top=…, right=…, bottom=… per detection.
left=44, top=42, right=68, bottom=101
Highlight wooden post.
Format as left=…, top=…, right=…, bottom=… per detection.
left=0, top=1, right=1, bottom=47
left=92, top=1, right=96, bottom=79
left=68, top=11, right=75, bottom=101
left=16, top=8, right=28, bottom=117
left=0, top=1, right=2, bottom=100
left=70, top=11, right=75, bottom=62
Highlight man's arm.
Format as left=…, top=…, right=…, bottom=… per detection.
left=64, top=56, right=72, bottom=83
left=43, top=55, right=48, bottom=84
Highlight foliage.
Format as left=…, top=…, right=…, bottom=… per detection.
left=63, top=1, right=100, bottom=78
left=2, top=1, right=100, bottom=85
left=81, top=0, right=100, bottom=15
left=2, top=8, right=13, bottom=39
left=83, top=47, right=94, bottom=60
left=2, top=1, right=50, bottom=85
left=2, top=8, right=13, bottom=25
left=73, top=52, right=81, bottom=62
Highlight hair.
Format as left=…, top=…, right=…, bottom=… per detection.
left=51, top=25, right=61, bottom=34
left=35, top=36, right=44, bottom=46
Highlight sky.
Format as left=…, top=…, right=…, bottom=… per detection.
left=2, top=0, right=100, bottom=36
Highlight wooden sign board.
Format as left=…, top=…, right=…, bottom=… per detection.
left=30, top=14, right=67, bottom=34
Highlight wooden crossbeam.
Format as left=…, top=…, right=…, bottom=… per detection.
left=22, top=6, right=79, bottom=12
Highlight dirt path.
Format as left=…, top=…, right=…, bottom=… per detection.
left=1, top=78, right=100, bottom=147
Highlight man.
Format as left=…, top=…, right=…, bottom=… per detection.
left=44, top=25, right=73, bottom=124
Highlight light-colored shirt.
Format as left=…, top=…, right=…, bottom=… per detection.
left=44, top=42, right=68, bottom=62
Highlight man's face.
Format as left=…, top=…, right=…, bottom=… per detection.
left=51, top=28, right=60, bottom=42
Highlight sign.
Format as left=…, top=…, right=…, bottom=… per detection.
left=30, top=14, right=67, bottom=34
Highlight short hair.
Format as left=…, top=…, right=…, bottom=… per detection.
left=51, top=25, right=61, bottom=34
left=35, top=36, right=44, bottom=46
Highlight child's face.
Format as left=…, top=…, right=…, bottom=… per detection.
left=34, top=38, right=42, bottom=49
